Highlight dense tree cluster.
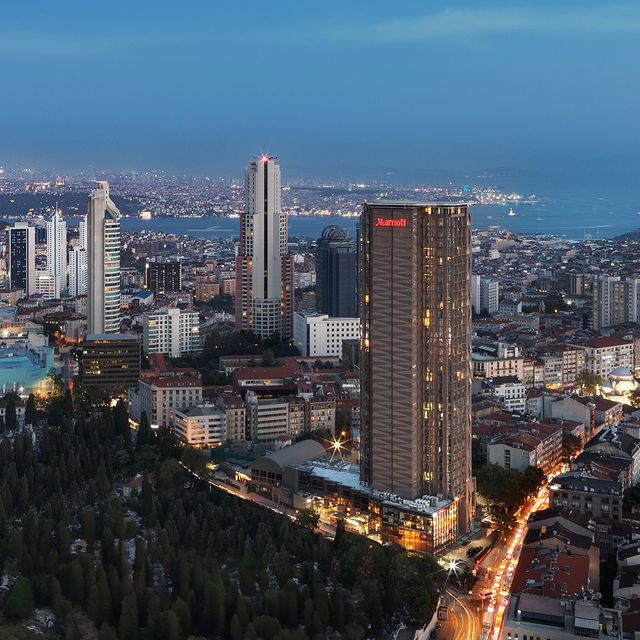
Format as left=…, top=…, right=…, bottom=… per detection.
left=575, top=371, right=604, bottom=396
left=0, top=392, right=443, bottom=638
left=562, top=431, right=582, bottom=464
left=476, top=463, right=546, bottom=524
left=171, top=330, right=299, bottom=385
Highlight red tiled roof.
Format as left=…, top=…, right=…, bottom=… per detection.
left=584, top=336, right=629, bottom=349
left=233, top=366, right=297, bottom=380
left=511, top=547, right=590, bottom=598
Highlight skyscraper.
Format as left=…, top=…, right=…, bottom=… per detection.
left=86, top=183, right=121, bottom=334
left=360, top=201, right=473, bottom=536
left=316, top=225, right=358, bottom=317
left=8, top=222, right=36, bottom=295
left=235, top=156, right=294, bottom=339
left=69, top=215, right=88, bottom=297
left=46, top=209, right=67, bottom=298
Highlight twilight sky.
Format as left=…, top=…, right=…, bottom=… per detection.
left=1, top=1, right=639, bottom=181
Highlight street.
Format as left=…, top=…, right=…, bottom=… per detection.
left=441, top=484, right=551, bottom=640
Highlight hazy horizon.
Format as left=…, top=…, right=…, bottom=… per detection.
left=2, top=1, right=639, bottom=185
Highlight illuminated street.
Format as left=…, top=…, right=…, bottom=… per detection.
left=441, top=484, right=551, bottom=640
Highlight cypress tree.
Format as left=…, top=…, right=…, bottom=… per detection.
left=25, top=393, right=37, bottom=426
left=118, top=593, right=138, bottom=640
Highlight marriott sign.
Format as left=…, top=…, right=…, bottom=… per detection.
left=374, top=217, right=407, bottom=228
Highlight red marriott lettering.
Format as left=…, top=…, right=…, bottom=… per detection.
left=375, top=217, right=407, bottom=228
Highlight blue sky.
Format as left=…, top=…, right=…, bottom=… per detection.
left=1, top=1, right=639, bottom=181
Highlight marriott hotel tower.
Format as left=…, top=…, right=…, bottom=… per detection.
left=360, top=201, right=473, bottom=536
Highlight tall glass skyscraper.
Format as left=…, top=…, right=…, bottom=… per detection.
left=87, top=182, right=121, bottom=334
left=235, top=156, right=294, bottom=339
left=360, top=201, right=473, bottom=536
left=316, top=225, right=358, bottom=317
left=9, top=222, right=36, bottom=295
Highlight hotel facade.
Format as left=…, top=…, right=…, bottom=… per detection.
left=360, top=201, right=474, bottom=539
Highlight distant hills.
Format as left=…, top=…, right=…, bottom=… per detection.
left=613, top=229, right=640, bottom=241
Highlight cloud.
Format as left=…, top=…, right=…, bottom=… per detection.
left=327, top=5, right=640, bottom=43
left=3, top=4, right=640, bottom=59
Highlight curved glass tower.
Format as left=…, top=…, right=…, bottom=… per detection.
left=87, top=182, right=121, bottom=334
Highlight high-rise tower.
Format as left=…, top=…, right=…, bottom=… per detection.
left=69, top=215, right=88, bottom=297
left=316, top=225, right=358, bottom=317
left=235, top=156, right=294, bottom=339
left=46, top=209, right=67, bottom=298
left=360, top=201, right=473, bottom=536
left=9, top=222, right=36, bottom=295
left=86, top=183, right=121, bottom=334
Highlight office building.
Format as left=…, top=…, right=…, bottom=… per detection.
left=316, top=225, right=358, bottom=317
left=86, top=182, right=121, bottom=334
left=145, top=261, right=182, bottom=295
left=235, top=156, right=294, bottom=339
left=46, top=209, right=66, bottom=298
left=142, top=307, right=201, bottom=357
left=360, top=201, right=473, bottom=536
left=9, top=222, right=36, bottom=295
left=78, top=334, right=141, bottom=394
left=293, top=312, right=360, bottom=357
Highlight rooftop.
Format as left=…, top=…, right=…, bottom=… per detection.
left=85, top=333, right=140, bottom=342
left=365, top=199, right=473, bottom=208
left=511, top=546, right=590, bottom=598
left=583, top=336, right=630, bottom=349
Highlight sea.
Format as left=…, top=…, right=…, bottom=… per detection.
left=117, top=180, right=640, bottom=241
left=3, top=176, right=639, bottom=241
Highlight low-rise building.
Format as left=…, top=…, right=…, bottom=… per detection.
left=217, top=394, right=246, bottom=442
left=174, top=405, right=226, bottom=448
left=486, top=376, right=527, bottom=413
left=503, top=593, right=621, bottom=640
left=487, top=422, right=563, bottom=475
left=246, top=391, right=291, bottom=444
left=306, top=395, right=336, bottom=434
left=549, top=471, right=623, bottom=521
left=130, top=370, right=203, bottom=428
left=293, top=313, right=360, bottom=358
left=575, top=336, right=634, bottom=378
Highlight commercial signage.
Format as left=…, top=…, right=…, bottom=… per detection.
left=375, top=217, right=407, bottom=228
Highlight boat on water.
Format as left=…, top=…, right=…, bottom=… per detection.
left=507, top=208, right=516, bottom=217
left=227, top=213, right=240, bottom=219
